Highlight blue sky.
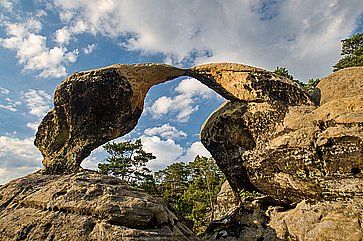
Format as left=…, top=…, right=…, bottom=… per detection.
left=0, top=0, right=362, bottom=184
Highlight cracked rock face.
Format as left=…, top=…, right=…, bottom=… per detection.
left=201, top=67, right=363, bottom=203
left=0, top=170, right=198, bottom=241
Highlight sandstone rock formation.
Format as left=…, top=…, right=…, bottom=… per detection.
left=201, top=67, right=363, bottom=241
left=269, top=199, right=363, bottom=241
left=0, top=170, right=198, bottom=241
left=35, top=64, right=187, bottom=173
left=212, top=180, right=239, bottom=221
left=35, top=62, right=311, bottom=175
left=203, top=197, right=363, bottom=241
left=201, top=67, right=363, bottom=203
left=2, top=63, right=362, bottom=241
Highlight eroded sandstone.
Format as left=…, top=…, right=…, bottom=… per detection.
left=35, top=62, right=311, bottom=174
left=0, top=170, right=198, bottom=241
left=2, top=63, right=361, bottom=241
left=201, top=67, right=363, bottom=203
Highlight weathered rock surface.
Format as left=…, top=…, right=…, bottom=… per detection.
left=213, top=180, right=239, bottom=221
left=269, top=199, right=363, bottom=241
left=0, top=170, right=198, bottom=241
left=202, top=196, right=287, bottom=241
left=35, top=64, right=187, bottom=173
left=203, top=197, right=363, bottom=241
left=317, top=66, right=363, bottom=105
left=5, top=63, right=362, bottom=241
left=201, top=67, right=363, bottom=203
left=35, top=62, right=311, bottom=174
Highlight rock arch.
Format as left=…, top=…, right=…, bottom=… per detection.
left=35, top=62, right=312, bottom=174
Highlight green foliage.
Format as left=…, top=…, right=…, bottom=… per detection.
left=273, top=66, right=320, bottom=96
left=304, top=78, right=320, bottom=94
left=273, top=66, right=294, bottom=80
left=155, top=156, right=225, bottom=234
left=238, top=189, right=263, bottom=200
left=333, top=33, right=363, bottom=71
left=98, top=139, right=156, bottom=187
left=99, top=140, right=226, bottom=234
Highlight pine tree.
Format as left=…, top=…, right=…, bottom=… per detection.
left=333, top=33, right=363, bottom=71
left=98, top=139, right=156, bottom=187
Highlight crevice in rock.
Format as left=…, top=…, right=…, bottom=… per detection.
left=0, top=189, right=23, bottom=212
left=16, top=224, right=35, bottom=241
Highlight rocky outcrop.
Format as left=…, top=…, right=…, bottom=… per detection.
left=203, top=197, right=363, bottom=241
left=201, top=67, right=363, bottom=241
left=35, top=63, right=311, bottom=174
left=316, top=66, right=363, bottom=105
left=269, top=199, right=363, bottom=241
left=201, top=67, right=363, bottom=203
left=3, top=63, right=362, bottom=241
left=0, top=170, right=198, bottom=241
left=35, top=64, right=187, bottom=173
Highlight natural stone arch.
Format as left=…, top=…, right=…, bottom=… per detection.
left=34, top=63, right=313, bottom=175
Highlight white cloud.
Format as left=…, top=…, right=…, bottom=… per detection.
left=148, top=78, right=216, bottom=122
left=53, top=0, right=363, bottom=80
left=140, top=135, right=184, bottom=170
left=144, top=124, right=187, bottom=140
left=21, top=89, right=52, bottom=130
left=82, top=43, right=97, bottom=54
left=0, top=88, right=20, bottom=112
left=175, top=78, right=214, bottom=99
left=178, top=141, right=211, bottom=163
left=54, top=28, right=71, bottom=45
left=81, top=156, right=99, bottom=170
left=139, top=134, right=210, bottom=171
left=0, top=18, right=78, bottom=78
left=0, top=97, right=21, bottom=112
left=22, top=89, right=51, bottom=118
left=0, top=136, right=42, bottom=185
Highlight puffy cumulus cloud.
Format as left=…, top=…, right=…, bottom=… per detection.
left=139, top=134, right=211, bottom=171
left=0, top=136, right=42, bottom=184
left=144, top=124, right=187, bottom=140
left=178, top=141, right=211, bottom=163
left=140, top=135, right=184, bottom=170
left=0, top=18, right=78, bottom=78
left=148, top=78, right=217, bottom=122
left=21, top=89, right=52, bottom=131
left=54, top=28, right=71, bottom=45
left=52, top=0, right=363, bottom=80
left=82, top=43, right=97, bottom=54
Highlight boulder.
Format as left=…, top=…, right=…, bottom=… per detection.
left=0, top=170, right=198, bottom=241
left=269, top=199, right=363, bottom=241
left=316, top=67, right=363, bottom=105
left=202, top=197, right=363, bottom=241
left=201, top=67, right=363, bottom=203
